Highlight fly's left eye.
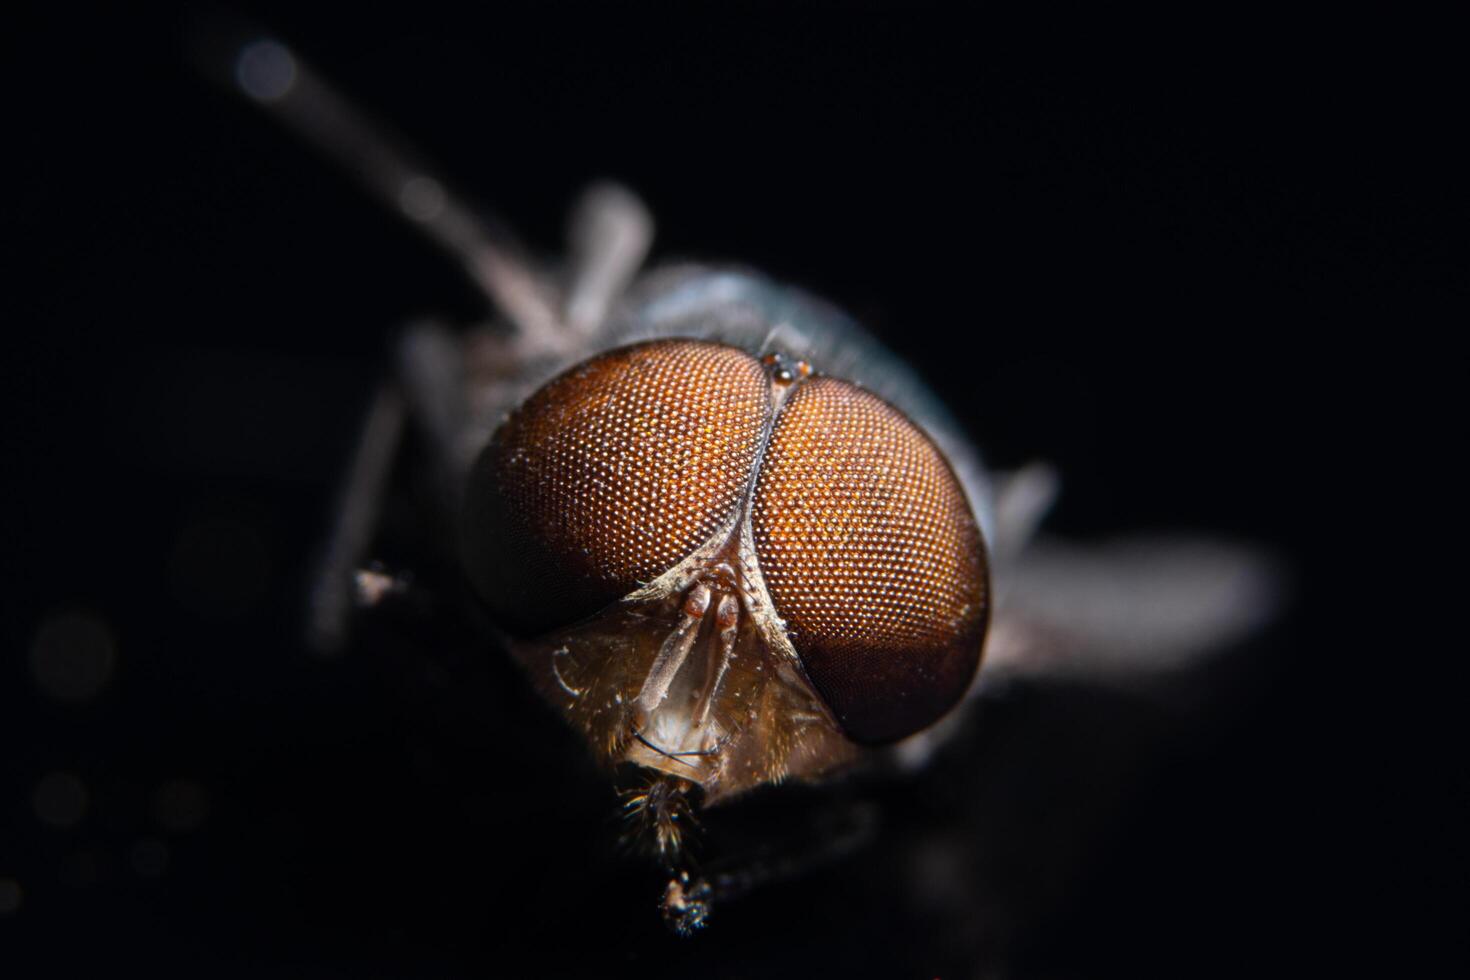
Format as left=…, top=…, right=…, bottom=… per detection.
left=750, top=377, right=989, bottom=744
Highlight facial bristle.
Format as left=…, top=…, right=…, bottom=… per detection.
left=619, top=774, right=699, bottom=862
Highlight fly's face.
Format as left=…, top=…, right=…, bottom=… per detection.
left=461, top=339, right=989, bottom=808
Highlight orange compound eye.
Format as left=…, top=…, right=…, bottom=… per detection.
left=750, top=377, right=989, bottom=744
left=462, top=340, right=770, bottom=636
left=464, top=339, right=988, bottom=747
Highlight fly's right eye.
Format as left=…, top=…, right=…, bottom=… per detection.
left=461, top=340, right=769, bottom=635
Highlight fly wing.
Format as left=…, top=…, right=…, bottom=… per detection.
left=888, top=532, right=1283, bottom=771
left=980, top=533, right=1285, bottom=689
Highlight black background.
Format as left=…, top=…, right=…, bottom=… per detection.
left=4, top=4, right=1461, bottom=977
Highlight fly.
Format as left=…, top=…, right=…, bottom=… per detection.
left=209, top=33, right=1282, bottom=935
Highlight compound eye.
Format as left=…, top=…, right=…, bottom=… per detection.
left=462, top=340, right=769, bottom=636
left=751, top=378, right=989, bottom=744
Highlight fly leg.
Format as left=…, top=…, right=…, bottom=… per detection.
left=396, top=320, right=478, bottom=488
left=215, top=33, right=564, bottom=347
left=216, top=31, right=655, bottom=358
left=306, top=319, right=478, bottom=653
left=563, top=182, right=653, bottom=337
left=661, top=798, right=881, bottom=936
left=989, top=461, right=1059, bottom=571
left=307, top=383, right=406, bottom=654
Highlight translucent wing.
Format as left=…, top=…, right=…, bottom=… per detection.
left=889, top=473, right=1284, bottom=772
left=981, top=533, right=1284, bottom=688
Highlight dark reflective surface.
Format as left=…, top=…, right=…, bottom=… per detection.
left=5, top=4, right=1456, bottom=977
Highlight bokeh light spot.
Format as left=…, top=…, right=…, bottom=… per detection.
left=131, top=838, right=170, bottom=878
left=399, top=176, right=446, bottom=222
left=153, top=779, right=209, bottom=833
left=236, top=39, right=297, bottom=102
left=30, top=610, right=116, bottom=702
left=32, top=771, right=88, bottom=829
